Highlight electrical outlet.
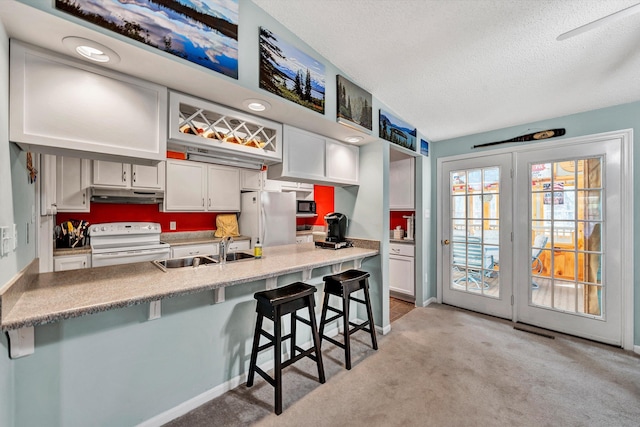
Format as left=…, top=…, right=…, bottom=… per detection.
left=170, top=221, right=177, bottom=231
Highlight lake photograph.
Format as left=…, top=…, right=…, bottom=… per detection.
left=259, top=27, right=325, bottom=114
left=55, top=0, right=239, bottom=79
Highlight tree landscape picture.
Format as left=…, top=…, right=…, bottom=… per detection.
left=259, top=27, right=325, bottom=114
left=337, top=75, right=372, bottom=132
left=379, top=109, right=417, bottom=151
left=55, top=0, right=239, bottom=79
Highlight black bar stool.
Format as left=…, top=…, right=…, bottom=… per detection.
left=319, top=269, right=378, bottom=370
left=246, top=282, right=325, bottom=415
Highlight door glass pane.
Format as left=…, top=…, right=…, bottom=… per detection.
left=529, top=157, right=604, bottom=319
left=450, top=166, right=500, bottom=299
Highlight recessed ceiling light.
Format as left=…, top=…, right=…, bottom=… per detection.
left=243, top=99, right=271, bottom=112
left=345, top=136, right=363, bottom=143
left=62, top=37, right=120, bottom=64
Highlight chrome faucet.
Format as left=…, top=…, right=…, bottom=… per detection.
left=219, top=236, right=234, bottom=264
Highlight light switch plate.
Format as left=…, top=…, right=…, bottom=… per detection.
left=0, top=226, right=9, bottom=257
left=170, top=221, right=176, bottom=230
left=13, top=224, right=18, bottom=250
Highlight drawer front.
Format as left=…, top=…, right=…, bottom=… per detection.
left=171, top=243, right=217, bottom=258
left=389, top=243, right=415, bottom=257
left=228, top=240, right=250, bottom=252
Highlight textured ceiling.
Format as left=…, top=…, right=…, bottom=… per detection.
left=252, top=0, right=640, bottom=141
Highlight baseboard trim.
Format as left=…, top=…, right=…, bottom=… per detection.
left=137, top=325, right=341, bottom=427
left=136, top=369, right=253, bottom=427
left=634, top=345, right=640, bottom=356
left=422, top=297, right=437, bottom=307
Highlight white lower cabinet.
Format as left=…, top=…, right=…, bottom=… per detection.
left=54, top=254, right=91, bottom=271
left=228, top=240, right=250, bottom=252
left=171, top=243, right=218, bottom=258
left=295, top=235, right=313, bottom=244
left=389, top=243, right=415, bottom=298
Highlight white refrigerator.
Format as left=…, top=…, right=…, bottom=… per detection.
left=239, top=191, right=296, bottom=248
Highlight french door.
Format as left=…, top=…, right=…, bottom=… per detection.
left=439, top=132, right=629, bottom=347
left=440, top=153, right=513, bottom=319
left=514, top=138, right=623, bottom=345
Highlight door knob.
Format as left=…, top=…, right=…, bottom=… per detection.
left=443, top=239, right=450, bottom=245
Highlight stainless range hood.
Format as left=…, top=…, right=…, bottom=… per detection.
left=91, top=188, right=164, bottom=204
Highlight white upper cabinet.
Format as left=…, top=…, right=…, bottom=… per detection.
left=206, top=165, right=240, bottom=211
left=282, top=126, right=326, bottom=181
left=164, top=160, right=239, bottom=212
left=168, top=91, right=282, bottom=165
left=92, top=161, right=165, bottom=190
left=9, top=40, right=167, bottom=163
left=164, top=160, right=207, bottom=211
left=389, top=155, right=415, bottom=210
left=326, top=139, right=359, bottom=184
left=268, top=125, right=359, bottom=186
left=56, top=156, right=90, bottom=212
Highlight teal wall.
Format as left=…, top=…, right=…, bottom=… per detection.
left=0, top=17, right=15, bottom=427
left=335, top=141, right=389, bottom=327
left=430, top=101, right=640, bottom=345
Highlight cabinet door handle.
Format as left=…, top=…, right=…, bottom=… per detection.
left=208, top=198, right=211, bottom=207
left=133, top=172, right=136, bottom=183
left=82, top=193, right=86, bottom=205
left=123, top=170, right=127, bottom=182
left=202, top=198, right=205, bottom=207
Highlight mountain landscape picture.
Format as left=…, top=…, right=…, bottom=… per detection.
left=337, top=75, right=372, bottom=132
left=55, top=0, right=239, bottom=79
left=259, top=27, right=325, bottom=114
left=379, top=109, right=417, bottom=151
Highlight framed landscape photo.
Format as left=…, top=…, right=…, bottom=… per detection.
left=337, top=75, right=372, bottom=133
left=420, top=139, right=429, bottom=156
left=379, top=109, right=417, bottom=151
left=259, top=27, right=326, bottom=114
left=55, top=0, right=239, bottom=79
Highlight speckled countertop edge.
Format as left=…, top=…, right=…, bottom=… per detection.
left=2, top=242, right=379, bottom=331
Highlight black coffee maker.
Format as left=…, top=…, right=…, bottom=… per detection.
left=325, top=212, right=347, bottom=242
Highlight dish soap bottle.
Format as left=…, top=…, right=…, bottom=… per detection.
left=254, top=238, right=262, bottom=259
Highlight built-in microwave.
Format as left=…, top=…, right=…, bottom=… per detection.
left=297, top=200, right=317, bottom=215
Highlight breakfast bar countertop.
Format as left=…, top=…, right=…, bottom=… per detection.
left=0, top=241, right=379, bottom=331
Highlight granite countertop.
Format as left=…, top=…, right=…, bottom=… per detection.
left=1, top=241, right=379, bottom=331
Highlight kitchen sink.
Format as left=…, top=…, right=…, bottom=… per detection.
left=153, top=252, right=255, bottom=270
left=219, top=252, right=255, bottom=262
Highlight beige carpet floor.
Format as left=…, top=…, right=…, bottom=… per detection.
left=165, top=304, right=640, bottom=426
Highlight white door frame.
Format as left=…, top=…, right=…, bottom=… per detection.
left=436, top=129, right=634, bottom=350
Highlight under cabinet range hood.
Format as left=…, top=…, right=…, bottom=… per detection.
left=90, top=188, right=164, bottom=204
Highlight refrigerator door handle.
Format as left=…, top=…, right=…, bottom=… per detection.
left=260, top=204, right=267, bottom=246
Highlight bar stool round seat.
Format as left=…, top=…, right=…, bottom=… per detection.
left=246, top=282, right=325, bottom=415
left=319, top=269, right=378, bottom=370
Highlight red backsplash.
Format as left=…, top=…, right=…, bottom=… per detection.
left=296, top=185, right=334, bottom=228
left=390, top=210, right=415, bottom=231
left=58, top=185, right=335, bottom=233
left=56, top=204, right=218, bottom=232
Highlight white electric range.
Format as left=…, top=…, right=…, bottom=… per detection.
left=90, top=222, right=170, bottom=267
